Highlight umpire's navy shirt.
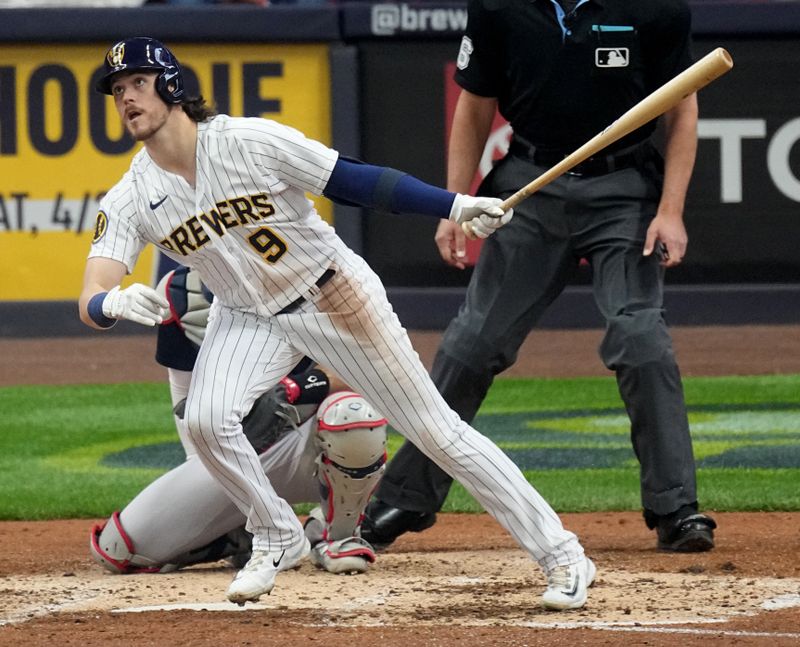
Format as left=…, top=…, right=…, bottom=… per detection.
left=454, top=0, right=694, bottom=152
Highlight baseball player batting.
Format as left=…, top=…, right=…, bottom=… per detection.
left=90, top=267, right=386, bottom=576
left=79, top=37, right=594, bottom=610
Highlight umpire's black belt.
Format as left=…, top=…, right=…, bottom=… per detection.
left=508, top=136, right=649, bottom=176
left=276, top=268, right=335, bottom=315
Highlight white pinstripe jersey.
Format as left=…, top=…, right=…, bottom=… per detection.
left=89, top=114, right=344, bottom=315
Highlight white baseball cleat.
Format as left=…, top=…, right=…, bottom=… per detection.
left=226, top=536, right=310, bottom=605
left=541, top=557, right=596, bottom=611
left=310, top=536, right=376, bottom=574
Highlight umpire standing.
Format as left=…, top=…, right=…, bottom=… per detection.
left=363, top=0, right=717, bottom=552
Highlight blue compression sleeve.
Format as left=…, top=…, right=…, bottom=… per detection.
left=324, top=157, right=456, bottom=218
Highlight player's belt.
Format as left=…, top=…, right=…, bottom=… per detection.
left=275, top=268, right=336, bottom=315
left=508, top=136, right=650, bottom=176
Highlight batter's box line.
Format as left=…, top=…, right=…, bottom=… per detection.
left=584, top=626, right=800, bottom=640
left=515, top=599, right=800, bottom=638
left=0, top=591, right=108, bottom=627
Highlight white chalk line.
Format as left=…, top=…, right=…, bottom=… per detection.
left=578, top=625, right=800, bottom=639
left=610, top=626, right=800, bottom=639
left=0, top=589, right=107, bottom=627
left=4, top=567, right=799, bottom=639
left=109, top=592, right=800, bottom=639
left=513, top=614, right=800, bottom=639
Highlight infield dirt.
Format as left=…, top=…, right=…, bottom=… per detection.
left=1, top=325, right=798, bottom=645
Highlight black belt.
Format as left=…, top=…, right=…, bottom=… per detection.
left=508, top=137, right=648, bottom=176
left=276, top=268, right=335, bottom=315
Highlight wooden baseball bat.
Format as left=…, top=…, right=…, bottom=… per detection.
left=462, top=47, right=733, bottom=238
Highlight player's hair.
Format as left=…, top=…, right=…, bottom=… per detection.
left=180, top=95, right=217, bottom=123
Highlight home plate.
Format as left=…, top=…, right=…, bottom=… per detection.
left=3, top=550, right=800, bottom=629
left=762, top=594, right=800, bottom=610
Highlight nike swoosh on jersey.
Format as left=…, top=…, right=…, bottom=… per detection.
left=150, top=196, right=168, bottom=210
left=272, top=550, right=286, bottom=568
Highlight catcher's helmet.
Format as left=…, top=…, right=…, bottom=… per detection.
left=96, top=36, right=184, bottom=104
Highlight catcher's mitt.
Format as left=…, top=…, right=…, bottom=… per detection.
left=155, top=267, right=212, bottom=347
left=242, top=383, right=320, bottom=454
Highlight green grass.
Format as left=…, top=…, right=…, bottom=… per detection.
left=0, top=383, right=175, bottom=518
left=440, top=468, right=800, bottom=514
left=1, top=375, right=799, bottom=520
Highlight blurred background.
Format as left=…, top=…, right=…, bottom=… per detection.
left=0, top=0, right=798, bottom=335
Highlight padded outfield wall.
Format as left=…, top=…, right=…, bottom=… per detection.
left=0, top=2, right=798, bottom=334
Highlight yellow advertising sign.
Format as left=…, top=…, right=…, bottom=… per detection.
left=0, top=42, right=332, bottom=300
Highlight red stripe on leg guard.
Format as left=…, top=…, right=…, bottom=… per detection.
left=89, top=511, right=160, bottom=574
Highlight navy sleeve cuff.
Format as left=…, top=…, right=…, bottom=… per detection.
left=87, top=292, right=116, bottom=328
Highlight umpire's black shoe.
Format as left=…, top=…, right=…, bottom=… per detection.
left=360, top=500, right=437, bottom=550
left=656, top=513, right=717, bottom=552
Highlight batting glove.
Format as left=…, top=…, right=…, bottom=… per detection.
left=449, top=194, right=514, bottom=239
left=102, top=283, right=170, bottom=327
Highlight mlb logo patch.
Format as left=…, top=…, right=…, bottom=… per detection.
left=595, top=48, right=629, bottom=68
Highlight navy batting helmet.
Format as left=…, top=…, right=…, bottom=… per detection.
left=96, top=36, right=185, bottom=104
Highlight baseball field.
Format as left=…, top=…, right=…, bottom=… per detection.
left=1, top=325, right=799, bottom=646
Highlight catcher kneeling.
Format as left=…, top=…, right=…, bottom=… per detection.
left=90, top=268, right=387, bottom=578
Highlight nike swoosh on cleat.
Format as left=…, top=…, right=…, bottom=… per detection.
left=564, top=574, right=580, bottom=596
left=272, top=550, right=286, bottom=568
left=149, top=196, right=168, bottom=210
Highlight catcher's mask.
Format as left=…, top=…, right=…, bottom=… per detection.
left=96, top=36, right=184, bottom=105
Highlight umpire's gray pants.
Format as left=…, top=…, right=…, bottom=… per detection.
left=376, top=151, right=699, bottom=518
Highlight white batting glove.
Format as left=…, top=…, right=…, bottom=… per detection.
left=448, top=194, right=514, bottom=239
left=102, top=283, right=170, bottom=327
